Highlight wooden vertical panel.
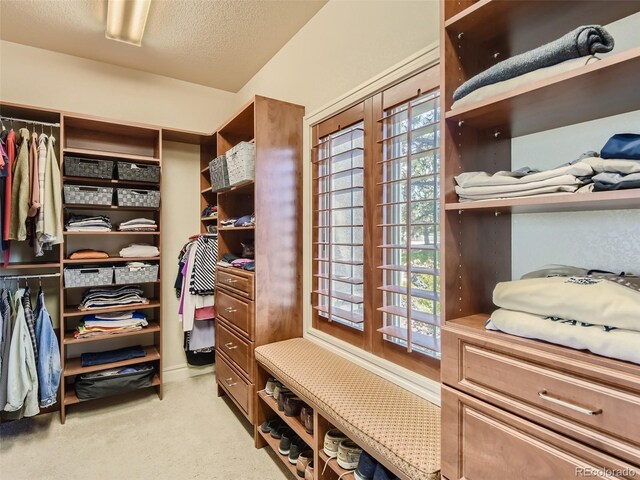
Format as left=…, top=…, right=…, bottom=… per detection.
left=253, top=96, right=305, bottom=346
left=58, top=114, right=67, bottom=424
left=156, top=128, right=163, bottom=400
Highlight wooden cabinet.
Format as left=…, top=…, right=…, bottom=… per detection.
left=440, top=1, right=640, bottom=477
left=211, top=96, right=304, bottom=424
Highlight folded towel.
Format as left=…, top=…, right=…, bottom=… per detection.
left=453, top=25, right=614, bottom=101
left=69, top=249, right=110, bottom=260
left=120, top=244, right=160, bottom=258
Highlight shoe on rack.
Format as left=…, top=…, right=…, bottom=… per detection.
left=300, top=405, right=314, bottom=434
left=265, top=377, right=278, bottom=396
left=270, top=425, right=290, bottom=440
left=278, top=430, right=298, bottom=456
left=284, top=396, right=304, bottom=417
left=354, top=450, right=378, bottom=480
left=260, top=418, right=283, bottom=434
left=277, top=390, right=295, bottom=412
left=288, top=438, right=308, bottom=465
left=272, top=383, right=287, bottom=400
left=323, top=428, right=349, bottom=458
left=337, top=439, right=363, bottom=470
left=296, top=450, right=313, bottom=478
left=304, top=461, right=314, bottom=480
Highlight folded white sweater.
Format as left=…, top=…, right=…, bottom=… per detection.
left=119, top=244, right=160, bottom=258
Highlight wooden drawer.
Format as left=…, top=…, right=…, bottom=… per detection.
left=442, top=386, right=639, bottom=480
left=216, top=319, right=254, bottom=381
left=217, top=267, right=254, bottom=300
left=442, top=324, right=640, bottom=465
left=216, top=352, right=252, bottom=417
left=216, top=289, right=254, bottom=340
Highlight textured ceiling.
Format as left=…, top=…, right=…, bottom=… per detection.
left=0, top=0, right=327, bottom=92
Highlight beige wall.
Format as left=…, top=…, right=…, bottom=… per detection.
left=0, top=0, right=441, bottom=380
left=235, top=0, right=440, bottom=112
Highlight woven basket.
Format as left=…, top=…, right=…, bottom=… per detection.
left=64, top=267, right=113, bottom=288
left=116, top=188, right=160, bottom=208
left=226, top=142, right=255, bottom=186
left=114, top=264, right=159, bottom=285
left=64, top=185, right=114, bottom=206
left=64, top=156, right=114, bottom=179
left=209, top=155, right=229, bottom=192
left=117, top=162, right=161, bottom=183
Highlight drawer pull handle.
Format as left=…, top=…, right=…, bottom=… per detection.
left=224, top=342, right=238, bottom=350
left=225, top=307, right=237, bottom=313
left=224, top=377, right=237, bottom=387
left=226, top=279, right=238, bottom=284
left=538, top=390, right=602, bottom=416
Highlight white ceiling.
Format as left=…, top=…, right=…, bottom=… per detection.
left=0, top=0, right=327, bottom=92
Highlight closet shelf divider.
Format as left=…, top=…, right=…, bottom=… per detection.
left=63, top=322, right=161, bottom=344
left=63, top=345, right=160, bottom=377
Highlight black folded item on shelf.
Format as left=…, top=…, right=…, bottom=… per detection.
left=75, top=363, right=155, bottom=400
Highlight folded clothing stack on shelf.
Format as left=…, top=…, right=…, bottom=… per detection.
left=201, top=205, right=217, bottom=218
left=220, top=213, right=255, bottom=228
left=69, top=249, right=110, bottom=260
left=75, top=311, right=148, bottom=338
left=75, top=362, right=155, bottom=401
left=78, top=285, right=148, bottom=311
left=65, top=214, right=112, bottom=232
left=451, top=25, right=614, bottom=108
left=117, top=218, right=157, bottom=232
left=119, top=243, right=159, bottom=258
left=217, top=252, right=255, bottom=271
left=455, top=134, right=640, bottom=202
left=80, top=345, right=147, bottom=367
left=486, top=265, right=640, bottom=364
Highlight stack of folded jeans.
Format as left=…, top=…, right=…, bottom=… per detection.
left=580, top=134, right=640, bottom=192
left=65, top=214, right=112, bottom=232
left=78, top=285, right=148, bottom=311
left=486, top=265, right=640, bottom=364
left=118, top=218, right=157, bottom=232
left=80, top=345, right=147, bottom=367
left=75, top=311, right=148, bottom=338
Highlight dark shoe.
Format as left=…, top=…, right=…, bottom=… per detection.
left=373, top=463, right=398, bottom=480
left=278, top=430, right=298, bottom=455
left=270, top=425, right=289, bottom=439
left=300, top=405, right=313, bottom=434
left=354, top=450, right=377, bottom=480
left=296, top=450, right=313, bottom=478
left=260, top=418, right=282, bottom=433
left=277, top=391, right=295, bottom=411
left=284, top=396, right=304, bottom=417
left=288, top=439, right=308, bottom=464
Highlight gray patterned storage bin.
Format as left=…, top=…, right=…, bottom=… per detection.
left=117, top=162, right=161, bottom=183
left=64, top=156, right=114, bottom=179
left=226, top=142, right=255, bottom=187
left=209, top=155, right=229, bottom=192
left=114, top=264, right=159, bottom=285
left=64, top=266, right=113, bottom=288
left=116, top=188, right=160, bottom=208
left=64, top=185, right=114, bottom=206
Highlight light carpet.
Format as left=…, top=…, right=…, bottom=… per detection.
left=0, top=374, right=294, bottom=480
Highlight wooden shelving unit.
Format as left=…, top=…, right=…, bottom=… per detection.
left=59, top=114, right=163, bottom=424
left=440, top=2, right=640, bottom=478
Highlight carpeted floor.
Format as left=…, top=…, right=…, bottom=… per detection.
left=0, top=374, right=294, bottom=480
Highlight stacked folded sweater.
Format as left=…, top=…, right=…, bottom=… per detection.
left=118, top=218, right=157, bottom=232
left=65, top=215, right=112, bottom=232
left=119, top=243, right=160, bottom=258
left=79, top=285, right=148, bottom=311
left=75, top=311, right=148, bottom=338
left=486, top=265, right=640, bottom=364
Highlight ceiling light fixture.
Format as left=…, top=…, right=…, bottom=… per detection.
left=106, top=0, right=152, bottom=46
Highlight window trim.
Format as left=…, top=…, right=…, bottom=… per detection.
left=303, top=42, right=441, bottom=403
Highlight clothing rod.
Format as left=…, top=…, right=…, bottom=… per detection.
left=0, top=116, right=60, bottom=128
left=0, top=273, right=61, bottom=280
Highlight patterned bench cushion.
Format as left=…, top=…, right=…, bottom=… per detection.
left=255, top=338, right=440, bottom=480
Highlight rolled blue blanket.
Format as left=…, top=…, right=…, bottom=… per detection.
left=453, top=25, right=614, bottom=101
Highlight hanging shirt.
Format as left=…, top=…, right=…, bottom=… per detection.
left=27, top=132, right=40, bottom=218
left=34, top=290, right=61, bottom=407
left=43, top=135, right=63, bottom=246
left=8, top=128, right=30, bottom=241
left=33, top=133, right=48, bottom=256
left=0, top=288, right=12, bottom=409
left=2, top=130, right=17, bottom=264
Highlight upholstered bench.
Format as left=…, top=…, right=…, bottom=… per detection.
left=255, top=337, right=441, bottom=480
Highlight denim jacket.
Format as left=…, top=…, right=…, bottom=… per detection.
left=34, top=292, right=61, bottom=407
left=4, top=289, right=39, bottom=417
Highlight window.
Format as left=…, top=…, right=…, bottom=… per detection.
left=377, top=89, right=441, bottom=359
left=310, top=67, right=441, bottom=378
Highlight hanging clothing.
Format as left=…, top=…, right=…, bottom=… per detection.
left=4, top=289, right=39, bottom=418
left=8, top=128, right=30, bottom=241
left=21, top=287, right=38, bottom=364
left=42, top=135, right=63, bottom=247
left=0, top=288, right=12, bottom=408
left=27, top=132, right=40, bottom=218
left=2, top=129, right=17, bottom=264
left=189, top=235, right=218, bottom=295
left=33, top=133, right=48, bottom=255
left=34, top=290, right=61, bottom=407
